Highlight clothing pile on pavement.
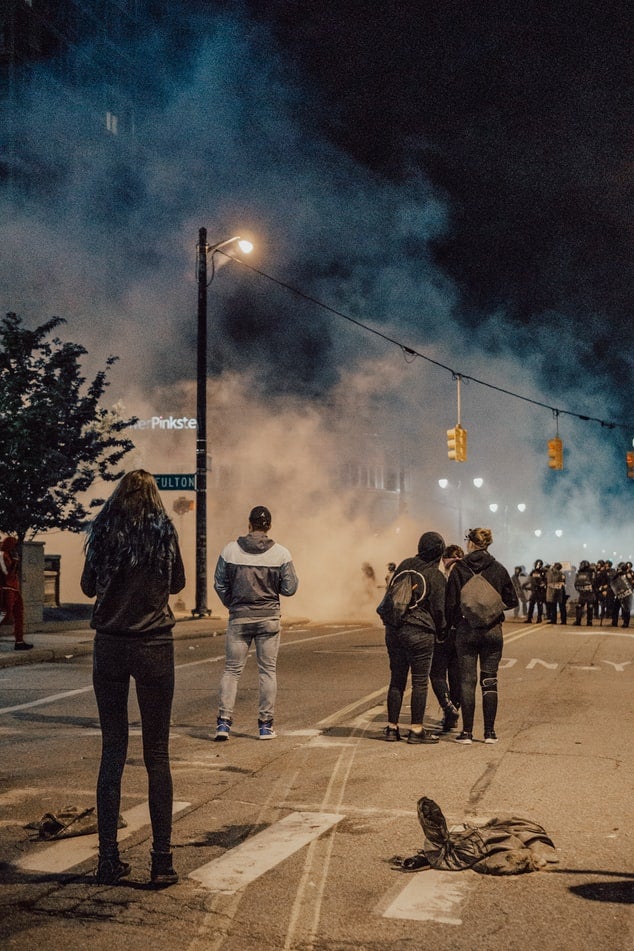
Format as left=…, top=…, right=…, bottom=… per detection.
left=391, top=796, right=558, bottom=875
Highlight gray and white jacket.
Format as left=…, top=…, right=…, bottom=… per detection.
left=213, top=531, right=298, bottom=621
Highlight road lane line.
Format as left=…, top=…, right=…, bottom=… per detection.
left=381, top=870, right=471, bottom=924
left=188, top=811, right=343, bottom=893
left=317, top=685, right=387, bottom=729
left=0, top=627, right=369, bottom=717
left=16, top=800, right=190, bottom=873
left=0, top=686, right=93, bottom=716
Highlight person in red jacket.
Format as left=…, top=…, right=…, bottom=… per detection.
left=0, top=536, right=33, bottom=651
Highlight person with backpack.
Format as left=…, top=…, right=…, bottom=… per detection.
left=445, top=527, right=517, bottom=745
left=377, top=531, right=447, bottom=745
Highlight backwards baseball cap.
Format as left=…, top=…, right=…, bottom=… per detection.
left=249, top=506, right=271, bottom=531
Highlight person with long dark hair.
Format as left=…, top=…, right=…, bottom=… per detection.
left=81, top=470, right=185, bottom=886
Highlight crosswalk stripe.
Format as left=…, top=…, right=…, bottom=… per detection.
left=16, top=800, right=190, bottom=874
left=381, top=870, right=471, bottom=924
left=188, top=811, right=343, bottom=894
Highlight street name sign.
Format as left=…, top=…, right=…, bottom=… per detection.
left=155, top=474, right=196, bottom=491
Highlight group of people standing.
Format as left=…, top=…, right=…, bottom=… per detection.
left=511, top=559, right=632, bottom=628
left=379, top=527, right=518, bottom=748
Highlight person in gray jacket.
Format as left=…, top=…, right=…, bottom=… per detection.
left=213, top=505, right=298, bottom=741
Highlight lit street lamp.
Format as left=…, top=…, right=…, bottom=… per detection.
left=194, top=228, right=253, bottom=617
left=437, top=477, right=483, bottom=540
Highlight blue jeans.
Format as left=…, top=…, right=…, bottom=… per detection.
left=92, top=633, right=174, bottom=856
left=455, top=621, right=503, bottom=734
left=218, top=618, right=281, bottom=722
left=385, top=623, right=435, bottom=726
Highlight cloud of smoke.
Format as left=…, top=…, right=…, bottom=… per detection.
left=1, top=8, right=631, bottom=613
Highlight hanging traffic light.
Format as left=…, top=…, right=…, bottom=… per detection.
left=626, top=451, right=634, bottom=479
left=547, top=437, right=563, bottom=470
left=447, top=424, right=467, bottom=462
left=456, top=425, right=467, bottom=462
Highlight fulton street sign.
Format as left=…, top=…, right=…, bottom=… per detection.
left=155, top=474, right=196, bottom=491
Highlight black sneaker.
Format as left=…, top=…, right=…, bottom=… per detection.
left=454, top=732, right=473, bottom=745
left=407, top=730, right=439, bottom=745
left=384, top=726, right=401, bottom=742
left=150, top=851, right=179, bottom=888
left=441, top=706, right=459, bottom=732
left=14, top=642, right=34, bottom=651
left=96, top=856, right=131, bottom=885
left=484, top=731, right=498, bottom=744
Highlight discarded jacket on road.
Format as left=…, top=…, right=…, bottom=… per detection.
left=392, top=796, right=558, bottom=875
left=24, top=805, right=126, bottom=840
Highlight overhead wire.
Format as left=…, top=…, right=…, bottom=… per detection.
left=220, top=251, right=631, bottom=434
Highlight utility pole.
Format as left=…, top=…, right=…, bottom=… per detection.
left=194, top=227, right=209, bottom=617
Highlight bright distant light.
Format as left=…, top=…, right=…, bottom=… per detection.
left=517, top=503, right=526, bottom=512
left=534, top=529, right=542, bottom=537
left=438, top=479, right=448, bottom=489
left=489, top=503, right=498, bottom=513
left=555, top=529, right=563, bottom=537
left=473, top=477, right=484, bottom=488
left=238, top=239, right=253, bottom=254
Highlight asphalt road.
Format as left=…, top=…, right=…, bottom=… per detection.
left=0, top=619, right=632, bottom=950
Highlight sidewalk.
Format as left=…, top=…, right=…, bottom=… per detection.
left=0, top=605, right=310, bottom=670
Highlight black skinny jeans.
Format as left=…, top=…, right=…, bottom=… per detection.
left=385, top=623, right=435, bottom=726
left=455, top=621, right=503, bottom=735
left=429, top=627, right=461, bottom=711
left=93, top=633, right=175, bottom=857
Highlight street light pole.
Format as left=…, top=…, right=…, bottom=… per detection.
left=193, top=229, right=253, bottom=618
left=195, top=227, right=209, bottom=617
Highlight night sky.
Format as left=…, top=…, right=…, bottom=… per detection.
left=237, top=0, right=632, bottom=400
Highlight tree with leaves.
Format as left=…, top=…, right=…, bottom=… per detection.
left=0, top=312, right=136, bottom=542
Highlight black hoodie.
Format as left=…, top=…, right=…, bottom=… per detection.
left=390, top=532, right=446, bottom=635
left=446, top=548, right=517, bottom=630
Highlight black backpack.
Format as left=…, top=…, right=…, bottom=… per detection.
left=377, top=569, right=427, bottom=628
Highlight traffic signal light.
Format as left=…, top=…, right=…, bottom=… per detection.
left=627, top=451, right=634, bottom=479
left=447, top=424, right=467, bottom=462
left=547, top=437, right=563, bottom=470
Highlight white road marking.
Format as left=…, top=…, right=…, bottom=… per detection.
left=0, top=686, right=94, bottom=716
left=0, top=627, right=368, bottom=717
left=188, top=811, right=343, bottom=894
left=567, top=629, right=634, bottom=638
left=381, top=870, right=471, bottom=924
left=317, top=685, right=387, bottom=728
left=16, top=800, right=190, bottom=873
